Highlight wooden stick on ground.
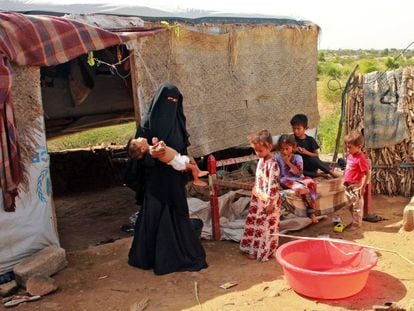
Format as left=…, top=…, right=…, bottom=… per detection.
left=194, top=281, right=202, bottom=310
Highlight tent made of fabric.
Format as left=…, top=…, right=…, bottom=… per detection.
left=0, top=11, right=164, bottom=274
left=0, top=11, right=164, bottom=212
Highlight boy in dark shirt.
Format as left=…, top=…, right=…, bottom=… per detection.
left=290, top=114, right=337, bottom=178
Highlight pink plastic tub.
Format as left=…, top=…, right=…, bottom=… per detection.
left=276, top=239, right=378, bottom=299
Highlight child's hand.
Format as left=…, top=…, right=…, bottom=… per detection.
left=297, top=147, right=306, bottom=154
left=265, top=203, right=275, bottom=215
left=152, top=137, right=159, bottom=145
left=282, top=154, right=292, bottom=164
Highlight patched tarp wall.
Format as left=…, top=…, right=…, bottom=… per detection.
left=130, top=23, right=320, bottom=157
left=0, top=66, right=59, bottom=274
left=346, top=67, right=414, bottom=197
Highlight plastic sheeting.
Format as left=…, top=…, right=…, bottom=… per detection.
left=0, top=117, right=59, bottom=274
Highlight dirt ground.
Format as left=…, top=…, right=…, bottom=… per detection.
left=13, top=187, right=414, bottom=311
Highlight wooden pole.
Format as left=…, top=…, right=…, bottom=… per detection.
left=128, top=49, right=141, bottom=128
left=333, top=64, right=359, bottom=163
left=208, top=155, right=221, bottom=240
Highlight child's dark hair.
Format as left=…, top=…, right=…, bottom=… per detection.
left=126, top=137, right=145, bottom=159
left=277, top=134, right=297, bottom=149
left=248, top=129, right=273, bottom=147
left=344, top=130, right=364, bottom=147
left=290, top=114, right=308, bottom=128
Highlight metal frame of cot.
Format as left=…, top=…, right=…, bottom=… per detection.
left=206, top=153, right=373, bottom=241
left=207, top=154, right=258, bottom=240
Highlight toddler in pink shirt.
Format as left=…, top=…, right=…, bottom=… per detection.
left=344, top=130, right=369, bottom=230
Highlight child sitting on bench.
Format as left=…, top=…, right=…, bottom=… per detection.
left=275, top=134, right=319, bottom=223
left=290, top=114, right=338, bottom=178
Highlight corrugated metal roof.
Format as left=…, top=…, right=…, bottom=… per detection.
left=139, top=16, right=314, bottom=26
left=7, top=2, right=317, bottom=28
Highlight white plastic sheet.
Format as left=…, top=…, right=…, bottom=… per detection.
left=0, top=117, right=59, bottom=274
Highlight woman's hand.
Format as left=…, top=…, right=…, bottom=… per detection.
left=149, top=144, right=166, bottom=158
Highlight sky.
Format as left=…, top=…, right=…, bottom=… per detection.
left=2, top=0, right=414, bottom=50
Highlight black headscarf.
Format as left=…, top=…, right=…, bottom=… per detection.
left=126, top=83, right=190, bottom=204
left=137, top=83, right=190, bottom=154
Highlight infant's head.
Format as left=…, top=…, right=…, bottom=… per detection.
left=127, top=137, right=150, bottom=159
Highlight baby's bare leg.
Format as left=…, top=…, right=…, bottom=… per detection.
left=188, top=157, right=209, bottom=177
left=187, top=163, right=207, bottom=187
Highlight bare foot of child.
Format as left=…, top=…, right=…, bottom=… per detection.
left=310, top=214, right=319, bottom=223
left=247, top=254, right=256, bottom=260
left=193, top=180, right=207, bottom=187
left=198, top=170, right=209, bottom=177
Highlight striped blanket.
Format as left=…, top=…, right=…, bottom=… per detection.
left=0, top=11, right=164, bottom=211
left=280, top=176, right=352, bottom=217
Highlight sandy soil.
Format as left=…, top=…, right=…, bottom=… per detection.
left=13, top=187, right=414, bottom=311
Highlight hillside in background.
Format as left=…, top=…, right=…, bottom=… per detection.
left=317, top=49, right=414, bottom=153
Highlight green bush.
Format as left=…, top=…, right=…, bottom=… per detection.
left=341, top=64, right=354, bottom=77
left=385, top=57, right=400, bottom=69
left=399, top=57, right=414, bottom=67
left=359, top=58, right=380, bottom=73
left=318, top=51, right=326, bottom=62
left=331, top=56, right=354, bottom=65
left=319, top=76, right=343, bottom=104
left=318, top=107, right=342, bottom=153
left=319, top=62, right=343, bottom=79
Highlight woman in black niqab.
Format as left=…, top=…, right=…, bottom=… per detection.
left=128, top=83, right=207, bottom=275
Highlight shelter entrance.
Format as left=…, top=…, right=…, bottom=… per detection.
left=41, top=46, right=139, bottom=251
left=42, top=45, right=135, bottom=138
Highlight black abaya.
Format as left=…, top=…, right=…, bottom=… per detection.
left=128, top=84, right=207, bottom=275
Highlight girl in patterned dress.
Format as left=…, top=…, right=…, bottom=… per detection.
left=275, top=134, right=318, bottom=223
left=240, top=129, right=281, bottom=262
